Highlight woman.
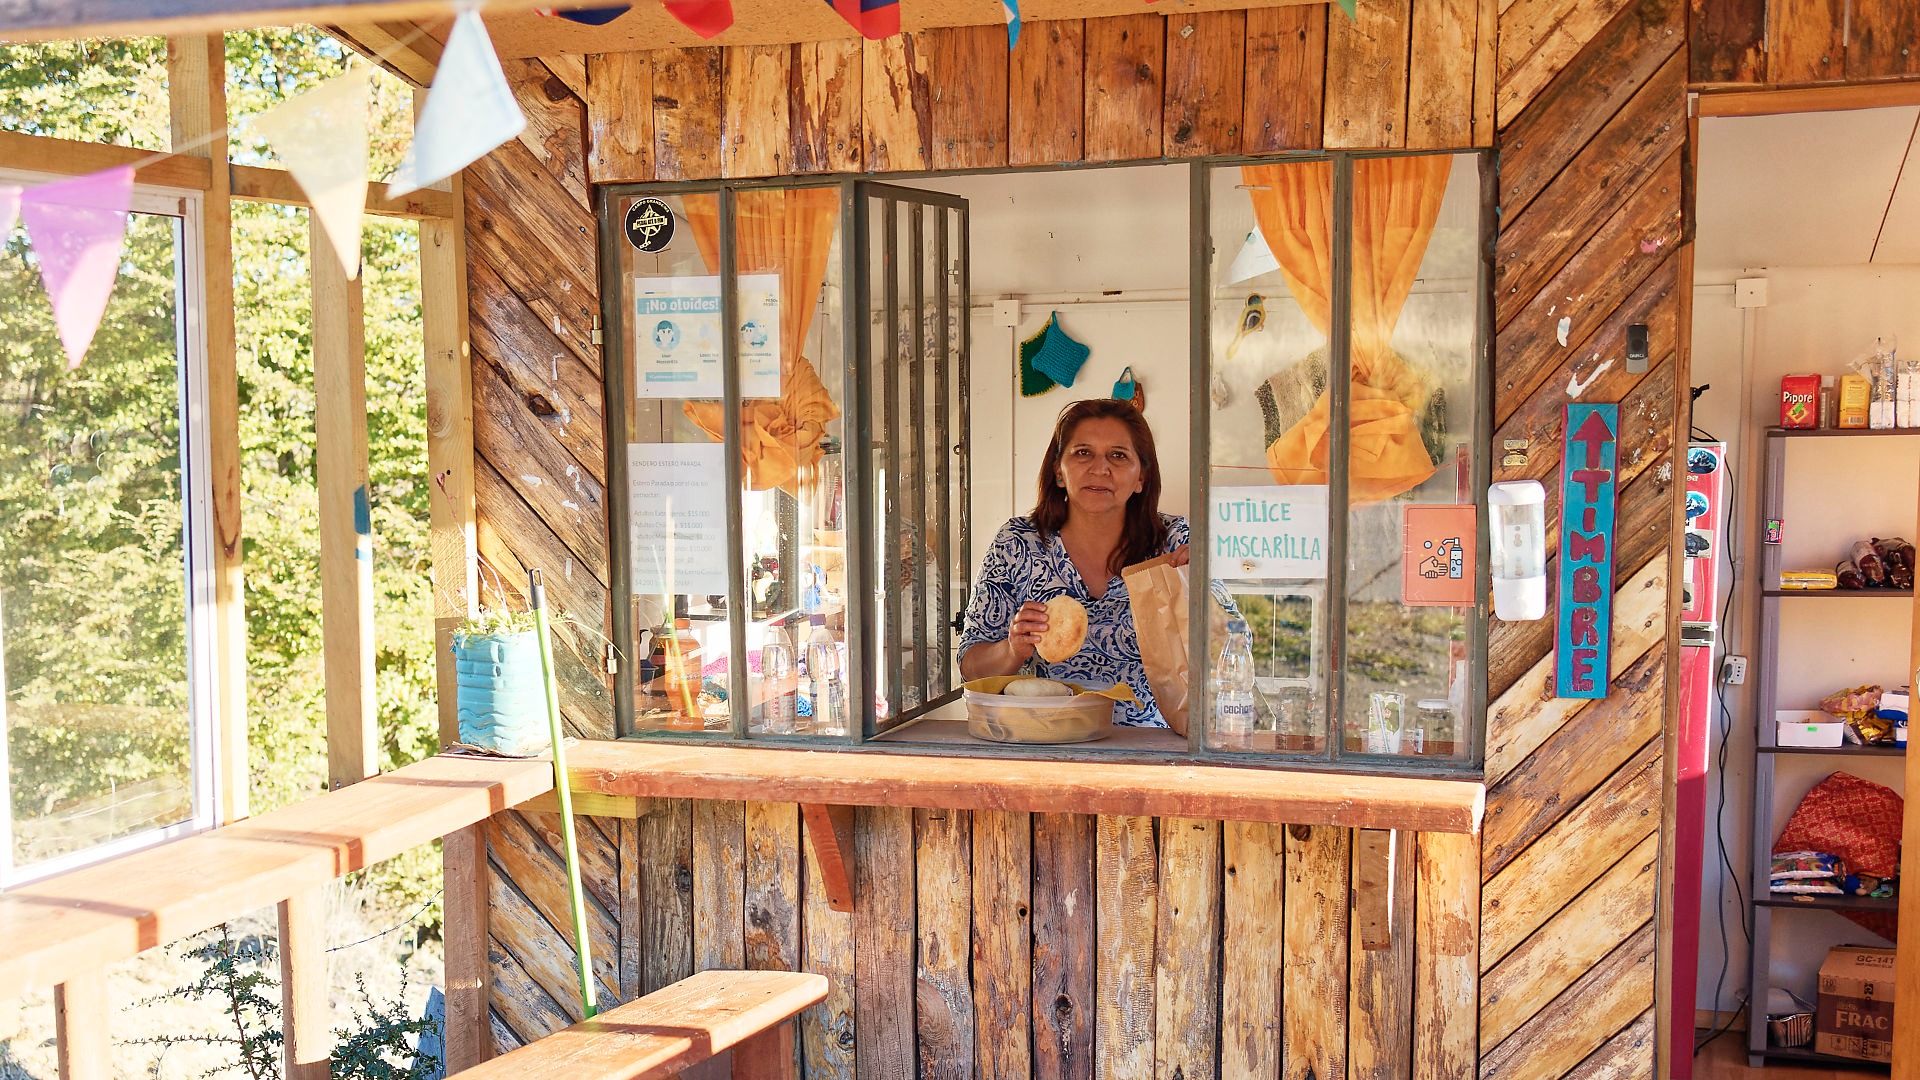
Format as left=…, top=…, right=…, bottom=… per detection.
left=958, top=398, right=1192, bottom=727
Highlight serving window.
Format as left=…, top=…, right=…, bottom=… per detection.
left=601, top=155, right=1490, bottom=772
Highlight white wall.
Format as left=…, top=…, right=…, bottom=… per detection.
left=1690, top=265, right=1920, bottom=1015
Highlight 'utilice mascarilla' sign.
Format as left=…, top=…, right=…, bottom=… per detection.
left=1210, top=485, right=1328, bottom=579
left=1556, top=404, right=1618, bottom=699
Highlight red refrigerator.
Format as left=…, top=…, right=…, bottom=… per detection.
left=1673, top=440, right=1725, bottom=1077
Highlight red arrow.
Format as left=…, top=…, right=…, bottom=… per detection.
left=1569, top=411, right=1612, bottom=470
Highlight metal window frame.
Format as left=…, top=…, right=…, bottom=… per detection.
left=1187, top=150, right=1492, bottom=772
left=598, top=151, right=1491, bottom=775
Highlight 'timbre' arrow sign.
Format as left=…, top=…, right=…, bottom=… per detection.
left=1556, top=403, right=1618, bottom=699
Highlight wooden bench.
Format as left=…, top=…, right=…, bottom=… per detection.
left=450, top=969, right=827, bottom=1079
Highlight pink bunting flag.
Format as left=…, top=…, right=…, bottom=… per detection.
left=20, top=166, right=135, bottom=370
left=0, top=185, right=20, bottom=235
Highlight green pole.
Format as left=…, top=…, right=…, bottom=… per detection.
left=530, top=567, right=597, bottom=1020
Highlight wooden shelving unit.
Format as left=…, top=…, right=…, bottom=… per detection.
left=1746, top=427, right=1915, bottom=1070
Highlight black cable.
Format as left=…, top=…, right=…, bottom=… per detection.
left=1695, top=440, right=1751, bottom=1056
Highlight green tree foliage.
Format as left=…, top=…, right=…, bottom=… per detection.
left=1, top=30, right=440, bottom=906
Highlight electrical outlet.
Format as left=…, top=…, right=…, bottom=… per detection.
left=1723, top=654, right=1748, bottom=685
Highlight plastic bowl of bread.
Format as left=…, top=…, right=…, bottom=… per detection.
left=960, top=675, right=1139, bottom=745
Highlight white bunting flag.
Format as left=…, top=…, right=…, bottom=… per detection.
left=0, top=185, right=20, bottom=235
left=385, top=10, right=525, bottom=197
left=20, top=167, right=134, bottom=369
left=253, top=66, right=372, bottom=279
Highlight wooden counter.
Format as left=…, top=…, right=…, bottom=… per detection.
left=565, top=739, right=1486, bottom=834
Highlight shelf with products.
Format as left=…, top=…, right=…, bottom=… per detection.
left=1746, top=427, right=1914, bottom=1071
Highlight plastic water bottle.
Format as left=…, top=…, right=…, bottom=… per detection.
left=1212, top=619, right=1256, bottom=750
left=760, top=626, right=797, bottom=735
left=805, top=614, right=847, bottom=736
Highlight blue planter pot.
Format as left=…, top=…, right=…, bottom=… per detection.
left=452, top=630, right=549, bottom=756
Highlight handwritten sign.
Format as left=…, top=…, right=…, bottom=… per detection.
left=1556, top=404, right=1618, bottom=699
left=629, top=442, right=730, bottom=596
left=1211, top=485, right=1328, bottom=579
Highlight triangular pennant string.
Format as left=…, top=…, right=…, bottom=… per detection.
left=1336, top=0, right=1357, bottom=18
left=253, top=66, right=372, bottom=280
left=1003, top=0, right=1021, bottom=48
left=20, top=166, right=134, bottom=369
left=823, top=0, right=901, bottom=40
left=0, top=185, right=21, bottom=235
left=386, top=10, right=527, bottom=197
left=662, top=0, right=734, bottom=37
left=540, top=5, right=631, bottom=23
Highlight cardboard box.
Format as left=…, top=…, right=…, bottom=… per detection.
left=1776, top=717, right=1845, bottom=747
left=1815, top=946, right=1896, bottom=1062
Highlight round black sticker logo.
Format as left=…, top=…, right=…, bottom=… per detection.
left=624, top=198, right=676, bottom=252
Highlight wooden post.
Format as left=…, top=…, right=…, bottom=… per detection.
left=1896, top=469, right=1920, bottom=1074
left=422, top=182, right=476, bottom=749
left=279, top=886, right=330, bottom=1079
left=443, top=823, right=493, bottom=1070
left=53, top=971, right=110, bottom=1080
left=167, top=34, right=248, bottom=822
left=312, top=214, right=377, bottom=789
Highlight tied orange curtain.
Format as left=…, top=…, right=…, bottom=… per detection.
left=1242, top=156, right=1452, bottom=503
left=680, top=188, right=842, bottom=494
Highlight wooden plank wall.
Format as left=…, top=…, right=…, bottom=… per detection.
left=1483, top=0, right=1686, bottom=1076
left=485, top=801, right=1479, bottom=1078
left=468, top=0, right=1690, bottom=1069
left=1692, top=0, right=1920, bottom=84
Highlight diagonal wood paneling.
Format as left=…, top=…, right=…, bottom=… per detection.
left=1479, top=830, right=1659, bottom=1049
left=1479, top=924, right=1657, bottom=1078
left=1494, top=50, right=1684, bottom=310
left=1498, top=0, right=1682, bottom=219
left=1480, top=740, right=1662, bottom=966
left=1568, top=1008, right=1656, bottom=1077
left=1480, top=648, right=1664, bottom=876
left=1496, top=0, right=1639, bottom=126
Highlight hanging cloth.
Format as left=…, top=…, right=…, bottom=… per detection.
left=679, top=188, right=843, bottom=494
left=1242, top=156, right=1451, bottom=503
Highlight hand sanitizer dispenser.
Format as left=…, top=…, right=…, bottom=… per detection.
left=1489, top=480, right=1547, bottom=621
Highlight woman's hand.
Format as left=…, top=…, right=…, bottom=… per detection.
left=1169, top=544, right=1190, bottom=568
left=1006, top=601, right=1051, bottom=661
left=958, top=601, right=1050, bottom=680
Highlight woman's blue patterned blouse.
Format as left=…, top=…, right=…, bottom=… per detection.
left=959, top=513, right=1226, bottom=728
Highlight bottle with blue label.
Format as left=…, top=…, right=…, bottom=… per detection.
left=1211, top=619, right=1256, bottom=750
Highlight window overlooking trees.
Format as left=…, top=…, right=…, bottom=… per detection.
left=0, top=30, right=438, bottom=886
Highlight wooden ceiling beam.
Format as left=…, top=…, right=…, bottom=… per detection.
left=324, top=18, right=442, bottom=87
left=229, top=163, right=458, bottom=218
left=0, top=128, right=212, bottom=189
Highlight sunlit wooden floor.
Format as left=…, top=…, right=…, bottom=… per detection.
left=1694, top=1032, right=1890, bottom=1078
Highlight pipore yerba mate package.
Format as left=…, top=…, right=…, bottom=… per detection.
left=1780, top=373, right=1820, bottom=429
left=1814, top=945, right=1895, bottom=1062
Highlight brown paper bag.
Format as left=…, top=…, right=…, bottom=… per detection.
left=1122, top=553, right=1191, bottom=736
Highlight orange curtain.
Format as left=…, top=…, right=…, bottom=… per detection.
left=680, top=188, right=843, bottom=494
left=1242, top=156, right=1452, bottom=503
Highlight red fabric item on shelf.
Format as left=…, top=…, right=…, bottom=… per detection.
left=1774, top=771, right=1903, bottom=941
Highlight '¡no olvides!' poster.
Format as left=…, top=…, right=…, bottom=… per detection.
left=634, top=274, right=781, bottom=400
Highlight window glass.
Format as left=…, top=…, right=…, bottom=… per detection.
left=723, top=188, right=851, bottom=739
left=0, top=204, right=203, bottom=874
left=1205, top=160, right=1334, bottom=755
left=1341, top=154, right=1482, bottom=762
left=1204, top=154, right=1486, bottom=766
left=612, top=190, right=732, bottom=734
